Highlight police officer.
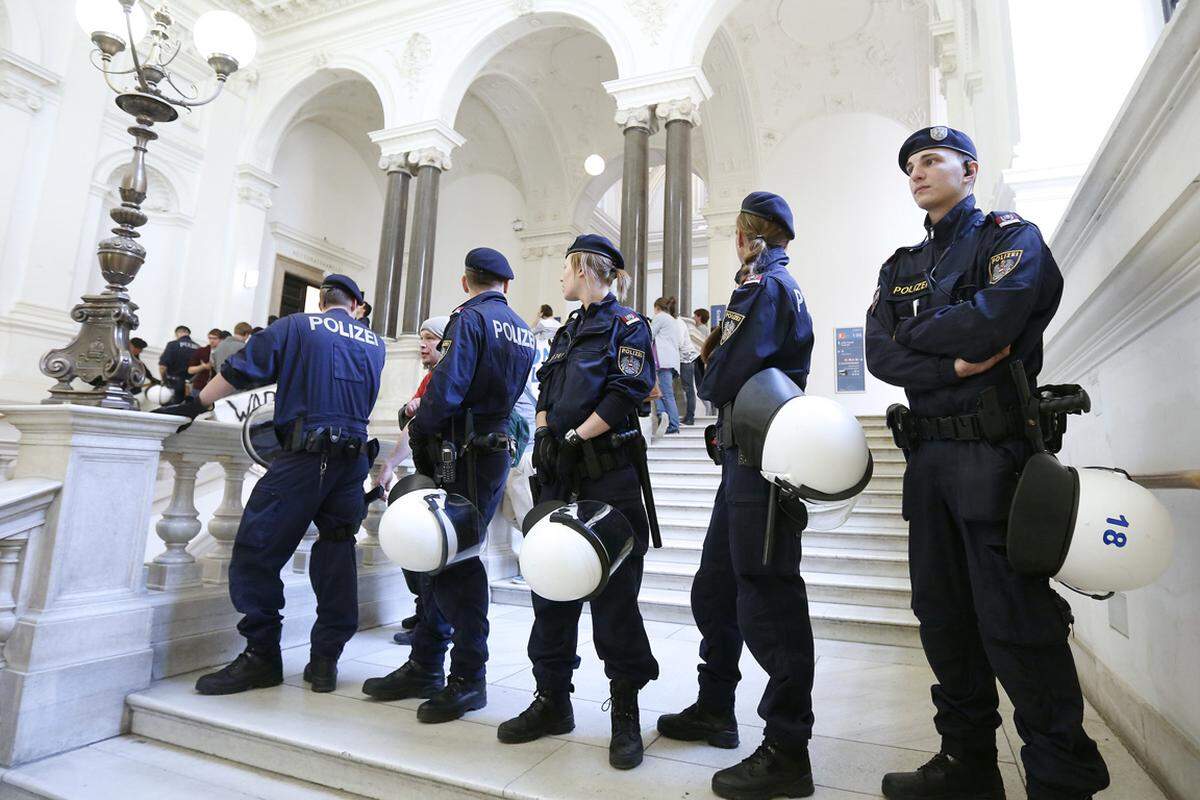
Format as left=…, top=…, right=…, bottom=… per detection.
left=158, top=324, right=200, bottom=403
left=496, top=234, right=660, bottom=769
left=865, top=126, right=1109, bottom=800
left=362, top=248, right=535, bottom=724
left=657, top=193, right=817, bottom=800
left=161, top=274, right=386, bottom=696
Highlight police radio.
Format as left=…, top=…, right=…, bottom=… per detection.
left=439, top=440, right=457, bottom=484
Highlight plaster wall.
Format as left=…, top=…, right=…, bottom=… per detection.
left=759, top=112, right=917, bottom=413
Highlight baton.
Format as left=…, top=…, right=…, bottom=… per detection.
left=762, top=482, right=779, bottom=567
left=630, top=433, right=663, bottom=548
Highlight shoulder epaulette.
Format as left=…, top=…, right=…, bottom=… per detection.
left=620, top=311, right=641, bottom=326
left=990, top=211, right=1025, bottom=228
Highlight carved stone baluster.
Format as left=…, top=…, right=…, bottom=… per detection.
left=292, top=522, right=319, bottom=574
left=202, top=455, right=251, bottom=584
left=147, top=453, right=206, bottom=590
left=0, top=534, right=28, bottom=671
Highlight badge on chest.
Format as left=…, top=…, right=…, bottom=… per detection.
left=618, top=346, right=645, bottom=376
left=890, top=278, right=930, bottom=298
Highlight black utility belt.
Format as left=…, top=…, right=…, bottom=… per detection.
left=283, top=427, right=367, bottom=458
left=888, top=404, right=1023, bottom=448
left=569, top=429, right=640, bottom=481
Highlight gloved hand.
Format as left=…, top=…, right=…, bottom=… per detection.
left=554, top=433, right=583, bottom=487
left=409, top=432, right=436, bottom=478
left=152, top=392, right=209, bottom=432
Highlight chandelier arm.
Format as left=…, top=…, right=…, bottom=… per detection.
left=91, top=50, right=140, bottom=77
left=102, top=66, right=130, bottom=95
left=124, top=8, right=151, bottom=93
left=159, top=38, right=183, bottom=68
left=165, top=71, right=200, bottom=101
left=164, top=80, right=227, bottom=108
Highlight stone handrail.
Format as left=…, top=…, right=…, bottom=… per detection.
left=0, top=478, right=60, bottom=671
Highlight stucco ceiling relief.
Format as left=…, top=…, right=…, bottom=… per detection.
left=625, top=0, right=676, bottom=46
left=392, top=33, right=432, bottom=101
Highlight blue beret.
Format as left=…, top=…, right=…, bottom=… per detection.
left=465, top=247, right=514, bottom=281
left=898, top=126, right=977, bottom=172
left=740, top=191, right=795, bottom=240
left=565, top=234, right=624, bottom=270
left=321, top=273, right=364, bottom=303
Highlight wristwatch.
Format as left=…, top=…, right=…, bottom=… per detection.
left=564, top=428, right=584, bottom=445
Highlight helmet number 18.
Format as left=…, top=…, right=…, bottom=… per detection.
left=1103, top=515, right=1129, bottom=548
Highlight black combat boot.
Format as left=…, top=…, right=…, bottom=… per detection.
left=194, top=649, right=283, bottom=696
left=712, top=739, right=814, bottom=800
left=607, top=679, right=644, bottom=770
left=657, top=701, right=740, bottom=748
left=361, top=660, right=445, bottom=701
left=497, top=688, right=575, bottom=743
left=881, top=752, right=1006, bottom=800
left=417, top=675, right=487, bottom=723
left=302, top=655, right=338, bottom=693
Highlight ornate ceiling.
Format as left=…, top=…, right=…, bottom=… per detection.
left=212, top=0, right=382, bottom=32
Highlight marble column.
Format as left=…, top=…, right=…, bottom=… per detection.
left=372, top=155, right=412, bottom=338
left=658, top=99, right=700, bottom=312
left=402, top=148, right=449, bottom=334
left=616, top=107, right=654, bottom=313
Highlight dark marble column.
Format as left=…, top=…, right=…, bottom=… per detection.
left=616, top=106, right=654, bottom=313
left=659, top=99, right=698, bottom=313
left=401, top=149, right=447, bottom=334
left=372, top=155, right=411, bottom=338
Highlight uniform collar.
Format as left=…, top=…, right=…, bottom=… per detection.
left=459, top=290, right=507, bottom=311
left=757, top=246, right=789, bottom=271
left=325, top=307, right=354, bottom=319
left=925, top=194, right=981, bottom=244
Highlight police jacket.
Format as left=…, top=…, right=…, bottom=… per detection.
left=220, top=308, right=386, bottom=439
left=864, top=195, right=1063, bottom=417
left=536, top=293, right=655, bottom=436
left=410, top=290, right=535, bottom=439
left=699, top=247, right=814, bottom=407
left=159, top=336, right=200, bottom=379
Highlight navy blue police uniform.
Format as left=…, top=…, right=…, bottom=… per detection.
left=690, top=194, right=817, bottom=755
left=406, top=249, right=535, bottom=686
left=864, top=127, right=1109, bottom=799
left=222, top=275, right=386, bottom=662
left=527, top=267, right=660, bottom=697
left=159, top=333, right=200, bottom=402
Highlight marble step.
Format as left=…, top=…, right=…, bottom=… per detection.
left=640, top=562, right=911, bottom=608
left=649, top=522, right=907, bottom=552
left=491, top=580, right=919, bottom=647
left=645, top=540, right=909, bottom=577
left=0, top=734, right=368, bottom=800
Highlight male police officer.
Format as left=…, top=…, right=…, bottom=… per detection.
left=865, top=127, right=1109, bottom=800
left=160, top=274, right=386, bottom=696
left=362, top=248, right=535, bottom=723
left=158, top=325, right=200, bottom=403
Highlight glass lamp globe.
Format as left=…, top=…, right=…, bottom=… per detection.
left=75, top=0, right=149, bottom=44
left=584, top=154, right=606, bottom=176
left=193, top=10, right=257, bottom=68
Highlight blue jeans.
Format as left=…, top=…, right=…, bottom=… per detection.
left=655, top=367, right=680, bottom=433
left=680, top=359, right=696, bottom=423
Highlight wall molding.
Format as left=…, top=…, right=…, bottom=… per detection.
left=270, top=221, right=370, bottom=275
left=1071, top=637, right=1199, bottom=800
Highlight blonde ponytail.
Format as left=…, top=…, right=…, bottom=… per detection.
left=736, top=211, right=789, bottom=274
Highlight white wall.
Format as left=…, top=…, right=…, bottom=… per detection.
left=430, top=171, right=528, bottom=319
left=760, top=112, right=917, bottom=413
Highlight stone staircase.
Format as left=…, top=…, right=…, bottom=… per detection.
left=492, top=415, right=920, bottom=648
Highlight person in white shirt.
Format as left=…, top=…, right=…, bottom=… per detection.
left=677, top=312, right=699, bottom=425
left=650, top=296, right=683, bottom=434
left=685, top=308, right=714, bottom=416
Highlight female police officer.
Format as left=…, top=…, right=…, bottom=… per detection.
left=496, top=234, right=660, bottom=770
left=656, top=193, right=818, bottom=800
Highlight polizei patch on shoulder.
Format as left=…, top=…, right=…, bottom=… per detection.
left=988, top=249, right=1024, bottom=284
left=720, top=311, right=745, bottom=344
left=618, top=345, right=645, bottom=376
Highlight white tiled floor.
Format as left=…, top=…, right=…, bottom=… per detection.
left=12, top=603, right=1165, bottom=800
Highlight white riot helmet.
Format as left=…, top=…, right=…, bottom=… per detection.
left=378, top=474, right=484, bottom=573
left=241, top=402, right=282, bottom=469
left=1008, top=453, right=1175, bottom=595
left=144, top=384, right=175, bottom=407
left=519, top=500, right=636, bottom=602
left=732, top=368, right=874, bottom=531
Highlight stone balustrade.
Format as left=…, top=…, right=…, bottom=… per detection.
left=0, top=478, right=60, bottom=672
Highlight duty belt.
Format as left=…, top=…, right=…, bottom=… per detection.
left=283, top=424, right=367, bottom=459
left=889, top=404, right=1023, bottom=449
left=571, top=429, right=639, bottom=482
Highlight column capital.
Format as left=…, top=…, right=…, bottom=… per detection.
left=370, top=121, right=464, bottom=172
left=614, top=105, right=658, bottom=133
left=603, top=66, right=713, bottom=126
left=408, top=147, right=453, bottom=171
left=656, top=97, right=701, bottom=126
left=377, top=152, right=411, bottom=173
left=234, top=163, right=279, bottom=211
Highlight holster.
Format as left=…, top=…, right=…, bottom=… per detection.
left=704, top=423, right=721, bottom=466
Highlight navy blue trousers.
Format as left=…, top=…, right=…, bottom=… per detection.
left=527, top=466, right=660, bottom=693
left=905, top=441, right=1109, bottom=800
left=692, top=447, right=815, bottom=750
left=229, top=451, right=367, bottom=659
left=408, top=449, right=508, bottom=682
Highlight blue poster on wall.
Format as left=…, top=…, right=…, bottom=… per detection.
left=711, top=304, right=727, bottom=329
left=835, top=326, right=866, bottom=393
